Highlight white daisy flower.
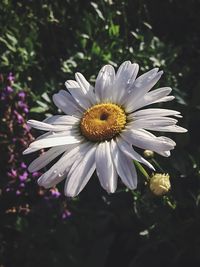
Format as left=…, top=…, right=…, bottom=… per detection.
left=24, top=61, right=187, bottom=197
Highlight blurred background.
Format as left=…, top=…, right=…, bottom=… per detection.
left=0, top=0, right=200, bottom=266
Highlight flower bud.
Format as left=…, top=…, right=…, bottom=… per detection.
left=143, top=150, right=154, bottom=159
left=149, top=173, right=171, bottom=196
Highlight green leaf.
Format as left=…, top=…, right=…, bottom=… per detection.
left=108, top=22, right=119, bottom=37
left=0, top=36, right=17, bottom=52
left=91, top=42, right=101, bottom=55
left=143, top=21, right=152, bottom=30
left=133, top=160, right=150, bottom=180
left=36, top=100, right=48, bottom=108
left=6, top=32, right=18, bottom=45
left=91, top=2, right=105, bottom=21
left=30, top=106, right=48, bottom=113
left=41, top=92, right=51, bottom=103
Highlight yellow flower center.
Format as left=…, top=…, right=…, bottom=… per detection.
left=80, top=103, right=126, bottom=142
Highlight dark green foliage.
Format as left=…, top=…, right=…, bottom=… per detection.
left=0, top=0, right=200, bottom=267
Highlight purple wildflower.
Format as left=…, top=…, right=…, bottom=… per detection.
left=7, top=169, right=17, bottom=178
left=50, top=188, right=61, bottom=198
left=16, top=190, right=21, bottom=195
left=32, top=171, right=40, bottom=178
left=14, top=110, right=24, bottom=123
left=5, top=86, right=13, bottom=94
left=62, top=209, right=72, bottom=219
left=20, top=162, right=27, bottom=169
left=18, top=91, right=26, bottom=100
left=19, top=171, right=28, bottom=182
left=18, top=101, right=29, bottom=113
left=19, top=183, right=25, bottom=188
left=7, top=72, right=15, bottom=83
left=0, top=93, right=5, bottom=100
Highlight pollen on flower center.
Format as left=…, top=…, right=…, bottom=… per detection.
left=80, top=103, right=126, bottom=142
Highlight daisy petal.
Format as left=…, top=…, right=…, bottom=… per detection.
left=65, top=80, right=92, bottom=109
left=27, top=120, right=74, bottom=131
left=147, top=87, right=174, bottom=103
left=155, top=96, right=175, bottom=103
left=111, top=139, right=137, bottom=189
left=75, top=72, right=96, bottom=105
left=131, top=108, right=181, bottom=119
left=38, top=142, right=89, bottom=188
left=28, top=145, right=69, bottom=172
left=23, top=147, right=41, bottom=155
left=43, top=115, right=79, bottom=125
left=34, top=130, right=78, bottom=141
left=113, top=61, right=139, bottom=103
left=152, top=125, right=187, bottom=133
left=53, top=90, right=82, bottom=117
left=128, top=117, right=178, bottom=130
left=96, top=141, right=118, bottom=193
left=158, top=150, right=171, bottom=157
left=75, top=72, right=93, bottom=93
left=124, top=68, right=163, bottom=107
left=29, top=134, right=82, bottom=150
left=133, top=69, right=163, bottom=95
left=134, top=68, right=159, bottom=87
left=95, top=65, right=115, bottom=102
left=121, top=129, right=175, bottom=153
left=117, top=138, right=155, bottom=170
left=64, top=144, right=96, bottom=197
left=150, top=125, right=184, bottom=132
left=126, top=87, right=172, bottom=113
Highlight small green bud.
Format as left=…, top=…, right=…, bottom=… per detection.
left=150, top=173, right=171, bottom=196
left=143, top=150, right=154, bottom=159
